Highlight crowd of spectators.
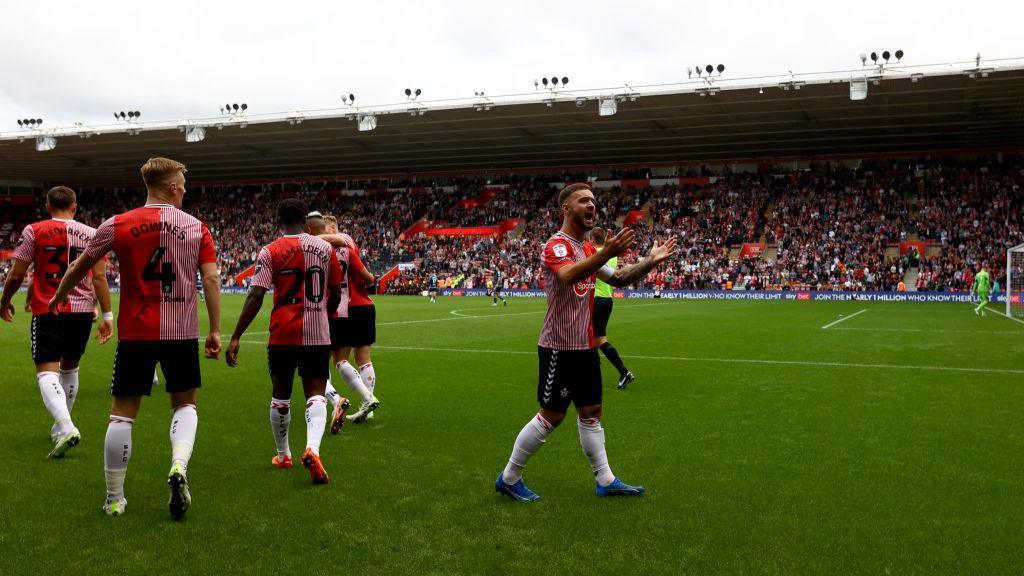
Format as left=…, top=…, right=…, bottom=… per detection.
left=3, top=155, right=1023, bottom=294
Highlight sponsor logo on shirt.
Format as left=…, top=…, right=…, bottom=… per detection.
left=574, top=279, right=595, bottom=297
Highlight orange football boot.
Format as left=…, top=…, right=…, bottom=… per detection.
left=301, top=448, right=329, bottom=485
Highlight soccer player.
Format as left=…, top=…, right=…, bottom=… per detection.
left=428, top=273, right=439, bottom=303
left=588, top=227, right=634, bottom=389
left=316, top=215, right=382, bottom=425
left=972, top=263, right=991, bottom=316
left=495, top=183, right=676, bottom=501
left=491, top=271, right=507, bottom=307
left=51, top=158, right=222, bottom=519
left=1, top=186, right=114, bottom=457
left=226, top=200, right=343, bottom=484
left=306, top=212, right=378, bottom=432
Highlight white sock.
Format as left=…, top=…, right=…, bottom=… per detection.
left=305, top=396, right=327, bottom=455
left=169, top=404, right=198, bottom=473
left=104, top=416, right=134, bottom=499
left=59, top=367, right=79, bottom=413
left=37, top=371, right=73, bottom=435
left=502, top=414, right=554, bottom=484
left=270, top=398, right=291, bottom=458
left=324, top=380, right=342, bottom=408
left=337, top=361, right=372, bottom=403
left=358, top=362, right=376, bottom=397
left=578, top=416, right=615, bottom=486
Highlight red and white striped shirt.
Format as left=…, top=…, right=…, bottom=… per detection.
left=84, top=204, right=217, bottom=341
left=341, top=233, right=373, bottom=308
left=251, top=233, right=342, bottom=346
left=329, top=233, right=371, bottom=318
left=12, top=219, right=97, bottom=315
left=538, top=231, right=598, bottom=350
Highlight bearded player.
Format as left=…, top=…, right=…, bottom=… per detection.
left=495, top=184, right=676, bottom=501
left=1, top=186, right=114, bottom=457
left=227, top=200, right=342, bottom=484
left=51, top=158, right=222, bottom=519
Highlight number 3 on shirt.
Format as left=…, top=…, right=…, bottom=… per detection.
left=143, top=247, right=177, bottom=294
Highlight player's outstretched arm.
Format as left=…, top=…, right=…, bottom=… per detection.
left=200, top=262, right=222, bottom=359
left=90, top=259, right=113, bottom=344
left=48, top=252, right=100, bottom=314
left=600, top=237, right=678, bottom=288
left=0, top=259, right=30, bottom=322
left=226, top=286, right=266, bottom=367
left=318, top=234, right=352, bottom=248
left=555, top=228, right=635, bottom=285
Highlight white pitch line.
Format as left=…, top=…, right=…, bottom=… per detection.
left=986, top=306, right=1024, bottom=326
left=371, top=344, right=1024, bottom=375
left=833, top=327, right=1024, bottom=335
left=821, top=309, right=867, bottom=330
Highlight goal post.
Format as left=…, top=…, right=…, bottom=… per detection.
left=1007, top=244, right=1024, bottom=319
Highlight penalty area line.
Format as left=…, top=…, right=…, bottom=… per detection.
left=370, top=345, right=1024, bottom=375
left=821, top=309, right=866, bottom=330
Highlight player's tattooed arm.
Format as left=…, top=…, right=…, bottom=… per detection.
left=0, top=259, right=30, bottom=322
left=226, top=286, right=266, bottom=367
left=555, top=228, right=636, bottom=285
left=600, top=237, right=678, bottom=288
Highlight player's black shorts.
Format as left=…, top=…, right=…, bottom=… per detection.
left=593, top=297, right=613, bottom=338
left=537, top=346, right=602, bottom=413
left=330, top=305, right=376, bottom=347
left=111, top=339, right=201, bottom=397
left=30, top=313, right=93, bottom=364
left=267, top=345, right=330, bottom=383
left=493, top=286, right=503, bottom=295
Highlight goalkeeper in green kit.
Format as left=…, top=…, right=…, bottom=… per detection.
left=972, top=264, right=991, bottom=316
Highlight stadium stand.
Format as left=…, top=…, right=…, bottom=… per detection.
left=2, top=154, right=1022, bottom=295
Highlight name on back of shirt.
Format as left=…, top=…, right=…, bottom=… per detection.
left=129, top=221, right=188, bottom=240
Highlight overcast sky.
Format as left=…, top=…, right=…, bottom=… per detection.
left=1, top=0, right=1021, bottom=128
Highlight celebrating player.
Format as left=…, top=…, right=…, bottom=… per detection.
left=51, top=158, right=222, bottom=519
left=306, top=212, right=378, bottom=432
left=318, top=215, right=381, bottom=424
left=588, top=227, right=634, bottom=389
left=972, top=263, right=991, bottom=316
left=226, top=200, right=343, bottom=484
left=495, top=183, right=676, bottom=501
left=1, top=186, right=113, bottom=457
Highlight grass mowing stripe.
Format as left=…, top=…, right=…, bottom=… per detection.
left=369, top=344, right=1024, bottom=375
left=821, top=308, right=867, bottom=329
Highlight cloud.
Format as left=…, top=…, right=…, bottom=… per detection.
left=0, top=0, right=1020, bottom=128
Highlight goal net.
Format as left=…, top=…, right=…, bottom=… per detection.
left=1007, top=244, right=1024, bottom=319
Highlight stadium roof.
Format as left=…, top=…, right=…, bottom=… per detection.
left=2, top=58, right=1024, bottom=186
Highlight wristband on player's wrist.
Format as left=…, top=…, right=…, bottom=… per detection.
left=102, top=311, right=114, bottom=321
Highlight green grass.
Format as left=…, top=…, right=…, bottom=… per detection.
left=2, top=295, right=1023, bottom=575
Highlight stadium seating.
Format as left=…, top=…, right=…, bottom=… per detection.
left=2, top=155, right=1022, bottom=294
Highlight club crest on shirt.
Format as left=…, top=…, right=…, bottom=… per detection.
left=552, top=243, right=568, bottom=258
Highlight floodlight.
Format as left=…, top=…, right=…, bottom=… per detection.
left=598, top=97, right=617, bottom=117
left=358, top=114, right=377, bottom=131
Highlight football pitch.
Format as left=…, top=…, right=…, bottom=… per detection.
left=2, top=294, right=1022, bottom=575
